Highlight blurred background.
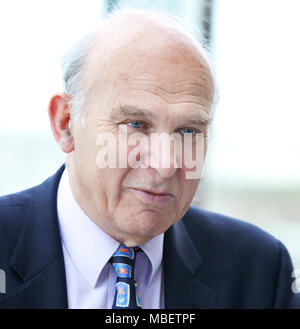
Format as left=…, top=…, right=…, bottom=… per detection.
left=0, top=0, right=299, bottom=268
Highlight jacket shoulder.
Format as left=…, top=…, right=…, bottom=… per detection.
left=183, top=206, right=281, bottom=253
left=0, top=187, right=39, bottom=262
left=0, top=164, right=65, bottom=264
left=181, top=206, right=294, bottom=308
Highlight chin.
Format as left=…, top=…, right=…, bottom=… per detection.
left=128, top=209, right=173, bottom=238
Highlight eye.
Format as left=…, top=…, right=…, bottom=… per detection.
left=127, top=121, right=145, bottom=129
left=179, top=128, right=198, bottom=136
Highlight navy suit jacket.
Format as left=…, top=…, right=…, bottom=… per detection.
left=0, top=165, right=299, bottom=308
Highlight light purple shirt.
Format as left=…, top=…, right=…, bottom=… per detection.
left=57, top=169, right=165, bottom=309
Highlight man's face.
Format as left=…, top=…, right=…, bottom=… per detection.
left=69, top=35, right=214, bottom=246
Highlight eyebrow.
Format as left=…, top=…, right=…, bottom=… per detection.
left=110, top=105, right=154, bottom=120
left=180, top=115, right=211, bottom=127
left=110, top=105, right=211, bottom=127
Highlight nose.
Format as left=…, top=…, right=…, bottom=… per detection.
left=151, top=150, right=177, bottom=179
left=154, top=166, right=177, bottom=179
left=148, top=134, right=179, bottom=179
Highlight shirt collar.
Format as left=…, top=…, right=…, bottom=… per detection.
left=139, top=234, right=164, bottom=287
left=57, top=168, right=164, bottom=288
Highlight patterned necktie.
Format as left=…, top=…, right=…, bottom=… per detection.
left=109, top=244, right=142, bottom=309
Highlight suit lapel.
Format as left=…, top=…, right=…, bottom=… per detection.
left=1, top=165, right=68, bottom=309
left=2, top=257, right=67, bottom=309
left=163, top=219, right=217, bottom=309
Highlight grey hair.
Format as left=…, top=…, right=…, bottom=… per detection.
left=61, top=8, right=217, bottom=127
left=62, top=32, right=95, bottom=127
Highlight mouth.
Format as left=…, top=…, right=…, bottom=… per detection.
left=130, top=188, right=174, bottom=206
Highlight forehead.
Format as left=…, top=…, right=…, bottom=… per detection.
left=83, top=20, right=215, bottom=119
left=88, top=20, right=213, bottom=80
left=88, top=47, right=213, bottom=106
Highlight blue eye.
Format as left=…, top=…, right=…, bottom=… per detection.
left=180, top=128, right=197, bottom=135
left=128, top=121, right=144, bottom=128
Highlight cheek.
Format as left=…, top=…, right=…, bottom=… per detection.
left=93, top=167, right=131, bottom=205
left=73, top=129, right=101, bottom=182
left=180, top=136, right=207, bottom=177
left=179, top=175, right=200, bottom=204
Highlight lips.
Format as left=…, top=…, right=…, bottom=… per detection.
left=130, top=188, right=173, bottom=206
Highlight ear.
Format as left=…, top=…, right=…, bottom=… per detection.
left=48, top=93, right=74, bottom=153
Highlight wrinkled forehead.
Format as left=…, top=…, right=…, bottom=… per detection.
left=83, top=14, right=215, bottom=104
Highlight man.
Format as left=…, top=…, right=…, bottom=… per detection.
left=0, top=10, right=299, bottom=309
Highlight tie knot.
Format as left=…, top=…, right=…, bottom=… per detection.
left=110, top=244, right=141, bottom=279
